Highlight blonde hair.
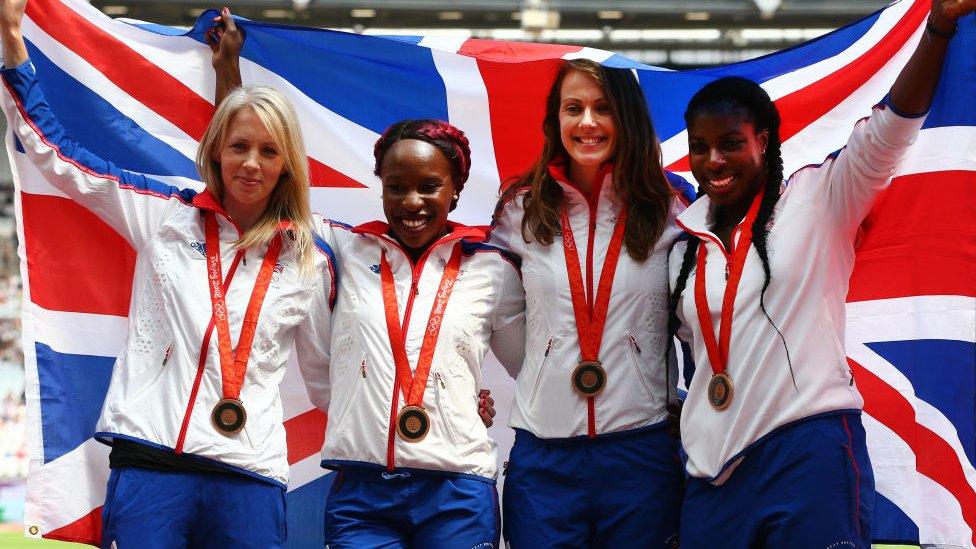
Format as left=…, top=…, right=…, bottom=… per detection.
left=196, top=86, right=315, bottom=275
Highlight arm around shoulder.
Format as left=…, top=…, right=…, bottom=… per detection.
left=488, top=253, right=526, bottom=380
left=293, top=249, right=335, bottom=413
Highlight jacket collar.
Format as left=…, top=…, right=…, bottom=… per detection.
left=547, top=157, right=614, bottom=208
left=190, top=189, right=292, bottom=232
left=191, top=189, right=224, bottom=214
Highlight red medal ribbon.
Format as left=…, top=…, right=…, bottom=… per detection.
left=559, top=205, right=628, bottom=436
left=204, top=212, right=284, bottom=401
left=693, top=190, right=765, bottom=379
left=380, top=243, right=463, bottom=408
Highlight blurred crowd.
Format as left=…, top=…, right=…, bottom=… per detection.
left=0, top=393, right=26, bottom=480
left=0, top=178, right=25, bottom=482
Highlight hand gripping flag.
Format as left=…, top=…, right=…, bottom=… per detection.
left=5, top=0, right=975, bottom=545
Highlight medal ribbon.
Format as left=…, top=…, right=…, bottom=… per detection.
left=693, top=190, right=765, bottom=377
left=559, top=206, right=628, bottom=364
left=204, top=212, right=284, bottom=400
left=380, top=243, right=463, bottom=407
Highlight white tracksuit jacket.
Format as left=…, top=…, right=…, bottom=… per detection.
left=490, top=162, right=690, bottom=439
left=313, top=220, right=525, bottom=480
left=2, top=61, right=334, bottom=487
left=669, top=103, right=925, bottom=482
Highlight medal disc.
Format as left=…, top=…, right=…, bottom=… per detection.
left=572, top=360, right=607, bottom=397
left=212, top=398, right=247, bottom=434
left=708, top=373, right=733, bottom=411
left=396, top=405, right=430, bottom=442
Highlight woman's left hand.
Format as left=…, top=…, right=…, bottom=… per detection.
left=478, top=389, right=496, bottom=428
left=0, top=0, right=28, bottom=66
left=206, top=6, right=243, bottom=69
left=207, top=6, right=244, bottom=106
left=932, top=0, right=976, bottom=20
left=931, top=0, right=976, bottom=34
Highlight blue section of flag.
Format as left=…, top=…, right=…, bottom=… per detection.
left=185, top=14, right=450, bottom=136
left=602, top=54, right=659, bottom=70
left=866, top=339, right=976, bottom=464
left=873, top=491, right=920, bottom=545
left=376, top=35, right=425, bottom=45
left=924, top=14, right=976, bottom=128
left=285, top=473, right=333, bottom=548
left=24, top=42, right=199, bottom=180
left=35, top=342, right=114, bottom=464
left=638, top=71, right=712, bottom=143
left=123, top=21, right=187, bottom=36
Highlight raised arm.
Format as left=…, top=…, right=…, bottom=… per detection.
left=889, top=0, right=975, bottom=115
left=0, top=0, right=27, bottom=67
left=208, top=7, right=244, bottom=106
left=806, top=0, right=974, bottom=231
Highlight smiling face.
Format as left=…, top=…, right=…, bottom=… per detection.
left=687, top=110, right=767, bottom=210
left=214, top=107, right=284, bottom=225
left=558, top=69, right=618, bottom=187
left=380, top=139, right=457, bottom=257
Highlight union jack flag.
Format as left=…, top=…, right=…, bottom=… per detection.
left=7, top=0, right=974, bottom=546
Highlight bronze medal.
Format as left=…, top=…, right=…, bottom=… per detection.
left=708, top=373, right=733, bottom=411
left=396, top=405, right=430, bottom=442
left=212, top=398, right=247, bottom=434
left=572, top=360, right=607, bottom=397
left=202, top=213, right=284, bottom=440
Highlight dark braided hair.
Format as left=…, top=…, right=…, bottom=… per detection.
left=668, top=76, right=795, bottom=389
left=373, top=119, right=472, bottom=211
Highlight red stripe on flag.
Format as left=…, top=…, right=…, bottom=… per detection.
left=27, top=0, right=212, bottom=140
left=460, top=41, right=583, bottom=184
left=44, top=505, right=101, bottom=546
left=285, top=409, right=327, bottom=465
left=851, top=357, right=976, bottom=546
left=666, top=0, right=927, bottom=174
left=22, top=193, right=135, bottom=316
left=458, top=40, right=581, bottom=63
left=473, top=58, right=563, bottom=185
left=27, top=0, right=365, bottom=189
left=849, top=171, right=976, bottom=302
left=775, top=0, right=927, bottom=142
left=310, top=159, right=366, bottom=188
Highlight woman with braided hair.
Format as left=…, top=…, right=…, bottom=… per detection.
left=307, top=118, right=525, bottom=548
left=669, top=1, right=974, bottom=547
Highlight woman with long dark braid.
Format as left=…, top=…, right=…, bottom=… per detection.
left=669, top=1, right=974, bottom=547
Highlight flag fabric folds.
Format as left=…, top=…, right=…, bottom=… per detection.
left=7, top=0, right=975, bottom=546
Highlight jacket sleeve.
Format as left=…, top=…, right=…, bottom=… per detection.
left=488, top=253, right=526, bottom=380
left=0, top=61, right=197, bottom=251
left=293, top=222, right=338, bottom=412
left=792, top=100, right=925, bottom=234
left=486, top=193, right=524, bottom=258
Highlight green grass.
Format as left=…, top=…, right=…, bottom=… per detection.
left=0, top=531, right=926, bottom=548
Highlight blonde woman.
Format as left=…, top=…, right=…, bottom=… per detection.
left=0, top=1, right=334, bottom=547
